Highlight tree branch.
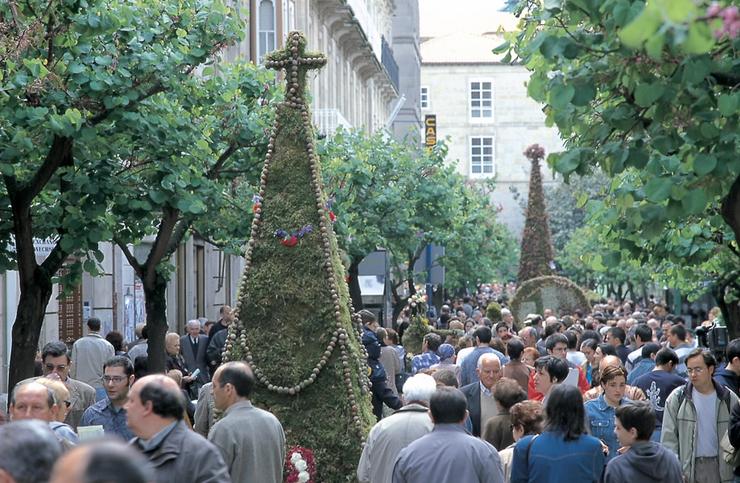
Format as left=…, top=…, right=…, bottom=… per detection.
left=17, top=135, right=72, bottom=207
left=115, top=239, right=143, bottom=277
left=206, top=144, right=238, bottom=180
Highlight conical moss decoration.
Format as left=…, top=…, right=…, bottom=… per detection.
left=222, top=32, right=375, bottom=481
left=517, top=144, right=555, bottom=283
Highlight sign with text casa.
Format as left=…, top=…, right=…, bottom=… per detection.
left=424, top=115, right=437, bottom=148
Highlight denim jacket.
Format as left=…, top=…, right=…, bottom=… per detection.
left=584, top=394, right=633, bottom=462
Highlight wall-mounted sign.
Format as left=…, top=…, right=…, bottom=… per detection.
left=424, top=115, right=437, bottom=148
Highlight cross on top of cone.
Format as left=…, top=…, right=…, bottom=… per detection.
left=264, top=31, right=327, bottom=106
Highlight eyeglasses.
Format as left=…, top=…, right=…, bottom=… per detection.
left=103, top=376, right=127, bottom=384
left=64, top=400, right=72, bottom=408
left=686, top=367, right=706, bottom=375
left=45, top=364, right=67, bottom=372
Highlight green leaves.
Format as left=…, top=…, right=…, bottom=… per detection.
left=634, top=82, right=664, bottom=107
left=619, top=2, right=662, bottom=49
left=643, top=177, right=673, bottom=202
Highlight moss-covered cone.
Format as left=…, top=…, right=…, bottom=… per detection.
left=518, top=144, right=555, bottom=283
left=223, top=32, right=375, bottom=482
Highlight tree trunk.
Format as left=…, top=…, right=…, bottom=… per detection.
left=348, top=259, right=363, bottom=311
left=142, top=273, right=170, bottom=374
left=8, top=274, right=54, bottom=391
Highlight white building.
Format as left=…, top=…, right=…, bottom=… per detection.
left=420, top=0, right=562, bottom=234
left=0, top=0, right=419, bottom=392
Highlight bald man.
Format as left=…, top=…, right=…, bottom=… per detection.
left=124, top=375, right=229, bottom=483
left=50, top=441, right=153, bottom=483
left=460, top=353, right=502, bottom=437
left=584, top=355, right=646, bottom=401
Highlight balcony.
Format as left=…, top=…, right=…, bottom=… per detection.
left=313, top=108, right=353, bottom=137
left=381, top=36, right=399, bottom=92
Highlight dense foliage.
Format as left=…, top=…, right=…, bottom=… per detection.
left=501, top=0, right=740, bottom=332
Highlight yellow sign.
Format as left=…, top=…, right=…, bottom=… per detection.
left=424, top=115, right=437, bottom=148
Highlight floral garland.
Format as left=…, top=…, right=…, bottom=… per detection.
left=325, top=195, right=337, bottom=223
left=274, top=224, right=313, bottom=247
left=284, top=446, right=316, bottom=483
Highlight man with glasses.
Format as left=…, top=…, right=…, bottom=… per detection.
left=24, top=341, right=96, bottom=431
left=80, top=356, right=136, bottom=441
left=662, top=348, right=739, bottom=483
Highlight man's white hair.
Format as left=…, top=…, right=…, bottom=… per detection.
left=186, top=319, right=201, bottom=329
left=402, top=374, right=437, bottom=404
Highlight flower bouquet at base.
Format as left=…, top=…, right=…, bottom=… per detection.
left=284, top=446, right=316, bottom=483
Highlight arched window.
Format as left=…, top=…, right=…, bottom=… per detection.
left=258, top=0, right=276, bottom=61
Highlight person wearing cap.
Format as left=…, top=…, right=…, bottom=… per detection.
left=430, top=344, right=461, bottom=385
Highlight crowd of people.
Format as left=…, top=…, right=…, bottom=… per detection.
left=3, top=296, right=740, bottom=483
left=359, top=296, right=740, bottom=483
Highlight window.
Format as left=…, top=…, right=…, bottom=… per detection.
left=258, top=0, right=276, bottom=61
left=470, top=136, right=494, bottom=175
left=420, top=86, right=429, bottom=109
left=470, top=81, right=493, bottom=119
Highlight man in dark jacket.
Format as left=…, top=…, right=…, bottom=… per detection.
left=359, top=310, right=401, bottom=420
left=605, top=401, right=683, bottom=483
left=125, top=374, right=230, bottom=483
left=715, top=338, right=740, bottom=396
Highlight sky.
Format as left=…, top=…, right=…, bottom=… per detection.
left=420, top=0, right=512, bottom=38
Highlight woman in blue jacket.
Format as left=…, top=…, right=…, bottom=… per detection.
left=584, top=365, right=633, bottom=462
left=511, top=384, right=605, bottom=483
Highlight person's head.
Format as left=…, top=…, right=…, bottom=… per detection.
left=401, top=373, right=437, bottom=404
left=50, top=440, right=154, bottom=483
left=429, top=387, right=467, bottom=424
left=476, top=353, right=502, bottom=390
left=431, top=369, right=459, bottom=389
left=545, top=333, right=568, bottom=359
left=385, top=328, right=399, bottom=345
left=518, top=326, right=537, bottom=348
left=437, top=343, right=455, bottom=363
left=580, top=338, right=598, bottom=364
left=668, top=324, right=687, bottom=346
left=533, top=356, right=568, bottom=396
left=544, top=384, right=586, bottom=440
left=473, top=326, right=492, bottom=345
left=140, top=325, right=149, bottom=340
left=124, top=375, right=185, bottom=439
left=594, top=343, right=616, bottom=367
left=598, top=355, right=622, bottom=373
left=164, top=332, right=181, bottom=356
left=563, top=331, right=579, bottom=351
left=105, top=331, right=124, bottom=353
left=507, top=338, right=524, bottom=361
left=41, top=341, right=71, bottom=381
left=204, top=320, right=214, bottom=334
left=599, top=365, right=627, bottom=405
left=86, top=317, right=102, bottom=332
left=510, top=400, right=544, bottom=441
left=464, top=319, right=475, bottom=332
left=220, top=305, right=234, bottom=324
left=614, top=401, right=655, bottom=448
left=686, top=348, right=716, bottom=391
left=35, top=378, right=71, bottom=422
left=655, top=347, right=679, bottom=370
left=522, top=347, right=539, bottom=367
left=502, top=308, right=514, bottom=325
left=423, top=333, right=442, bottom=353
left=605, top=327, right=626, bottom=347
left=212, top=362, right=256, bottom=411
left=10, top=381, right=58, bottom=423
left=375, top=327, right=388, bottom=346
left=493, top=377, right=527, bottom=411
left=641, top=342, right=661, bottom=360
left=103, top=356, right=135, bottom=406
left=495, top=322, right=511, bottom=340
left=0, top=420, right=61, bottom=483
left=725, top=339, right=740, bottom=373
left=134, top=323, right=145, bottom=339
left=634, top=324, right=653, bottom=346
left=186, top=320, right=202, bottom=338
left=358, top=309, right=378, bottom=330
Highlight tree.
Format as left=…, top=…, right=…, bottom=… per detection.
left=109, top=62, right=274, bottom=373
left=0, top=0, right=243, bottom=389
left=518, top=144, right=555, bottom=282
left=502, top=0, right=740, bottom=334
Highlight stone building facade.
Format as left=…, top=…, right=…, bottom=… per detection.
left=420, top=2, right=562, bottom=235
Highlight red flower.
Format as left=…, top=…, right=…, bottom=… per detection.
left=281, top=236, right=298, bottom=247
left=252, top=203, right=261, bottom=213
left=328, top=211, right=336, bottom=222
